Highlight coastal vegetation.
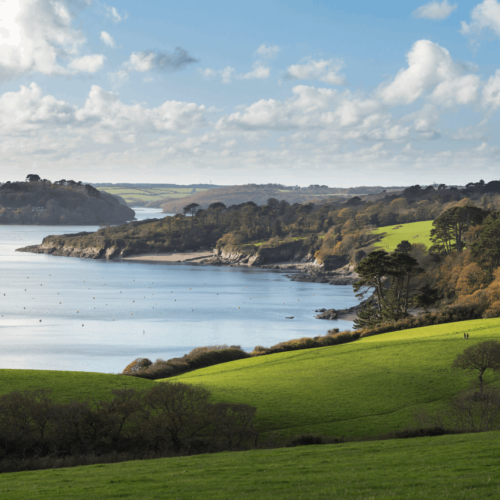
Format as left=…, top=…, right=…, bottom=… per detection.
left=0, top=176, right=134, bottom=225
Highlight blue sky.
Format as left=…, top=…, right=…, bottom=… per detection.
left=1, top=0, right=500, bottom=186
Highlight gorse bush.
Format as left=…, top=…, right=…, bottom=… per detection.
left=0, top=383, right=258, bottom=464
left=124, top=346, right=250, bottom=380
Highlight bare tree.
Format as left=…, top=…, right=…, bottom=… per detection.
left=452, top=340, right=500, bottom=394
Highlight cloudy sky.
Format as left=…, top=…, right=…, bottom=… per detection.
left=1, top=0, right=500, bottom=186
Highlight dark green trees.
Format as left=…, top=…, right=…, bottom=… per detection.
left=471, top=212, right=500, bottom=271
left=353, top=250, right=422, bottom=329
left=430, top=206, right=488, bottom=255
left=183, top=203, right=200, bottom=226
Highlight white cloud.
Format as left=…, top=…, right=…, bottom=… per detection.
left=221, top=66, right=235, bottom=84
left=0, top=0, right=93, bottom=81
left=413, top=1, right=457, bottom=20
left=378, top=40, right=478, bottom=106
left=461, top=0, right=500, bottom=37
left=102, top=4, right=127, bottom=23
left=482, top=70, right=500, bottom=109
left=255, top=44, right=281, bottom=58
left=239, top=62, right=270, bottom=80
left=68, top=54, right=105, bottom=73
left=431, top=74, right=481, bottom=106
left=100, top=31, right=116, bottom=48
left=124, top=48, right=198, bottom=73
left=285, top=59, right=346, bottom=85
left=199, top=68, right=217, bottom=79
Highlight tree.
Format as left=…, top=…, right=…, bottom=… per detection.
left=183, top=203, right=200, bottom=227
left=208, top=202, right=226, bottom=226
left=395, top=240, right=412, bottom=254
left=453, top=340, right=500, bottom=394
left=25, top=174, right=41, bottom=182
left=471, top=212, right=500, bottom=271
left=354, top=250, right=422, bottom=326
left=430, top=206, right=488, bottom=255
left=353, top=250, right=392, bottom=310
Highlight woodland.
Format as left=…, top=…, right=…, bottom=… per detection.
left=0, top=175, right=134, bottom=225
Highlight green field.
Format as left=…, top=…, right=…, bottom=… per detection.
left=0, top=369, right=154, bottom=402
left=372, top=220, right=434, bottom=252
left=98, top=186, right=208, bottom=205
left=1, top=432, right=499, bottom=499
left=170, top=319, right=500, bottom=439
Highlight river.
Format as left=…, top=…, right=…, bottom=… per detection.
left=0, top=208, right=359, bottom=373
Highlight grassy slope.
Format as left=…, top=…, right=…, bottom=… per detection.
left=1, top=432, right=499, bottom=499
left=170, top=319, right=500, bottom=439
left=98, top=187, right=207, bottom=204
left=373, top=220, right=433, bottom=252
left=0, top=370, right=154, bottom=402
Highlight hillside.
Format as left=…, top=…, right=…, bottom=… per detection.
left=171, top=318, right=500, bottom=439
left=97, top=185, right=215, bottom=207
left=158, top=184, right=392, bottom=213
left=0, top=432, right=498, bottom=499
left=373, top=221, right=434, bottom=252
left=0, top=179, right=135, bottom=225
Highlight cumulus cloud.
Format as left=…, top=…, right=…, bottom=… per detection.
left=125, top=48, right=198, bottom=73
left=0, top=83, right=207, bottom=145
left=68, top=54, right=105, bottom=73
left=239, top=62, right=270, bottom=80
left=461, top=0, right=500, bottom=38
left=255, top=44, right=281, bottom=58
left=482, top=70, right=500, bottom=109
left=101, top=4, right=127, bottom=23
left=413, top=1, right=457, bottom=20
left=100, top=31, right=116, bottom=48
left=221, top=66, right=235, bottom=84
left=378, top=40, right=479, bottom=106
left=0, top=0, right=100, bottom=80
left=285, top=59, right=346, bottom=85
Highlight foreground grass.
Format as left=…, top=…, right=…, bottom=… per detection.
left=373, top=220, right=433, bottom=251
left=170, top=319, right=500, bottom=439
left=0, top=370, right=154, bottom=402
left=0, top=432, right=499, bottom=499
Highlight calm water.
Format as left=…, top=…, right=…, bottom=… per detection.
left=0, top=208, right=358, bottom=373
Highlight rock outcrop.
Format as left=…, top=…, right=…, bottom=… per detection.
left=315, top=309, right=338, bottom=320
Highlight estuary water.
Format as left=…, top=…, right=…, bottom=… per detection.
left=0, top=208, right=359, bottom=373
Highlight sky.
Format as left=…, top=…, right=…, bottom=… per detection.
left=0, top=0, right=500, bottom=187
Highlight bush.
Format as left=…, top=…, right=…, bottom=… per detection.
left=123, top=346, right=250, bottom=380
left=0, top=384, right=258, bottom=468
left=286, top=435, right=323, bottom=447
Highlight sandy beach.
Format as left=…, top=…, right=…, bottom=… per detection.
left=122, top=251, right=213, bottom=263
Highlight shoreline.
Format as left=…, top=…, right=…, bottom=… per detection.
left=122, top=251, right=213, bottom=263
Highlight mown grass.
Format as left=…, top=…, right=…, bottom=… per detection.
left=0, top=370, right=154, bottom=403
left=372, top=220, right=434, bottom=251
left=0, top=432, right=499, bottom=499
left=169, top=319, right=500, bottom=439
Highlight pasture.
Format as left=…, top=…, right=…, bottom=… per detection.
left=372, top=220, right=433, bottom=252
left=98, top=186, right=208, bottom=205
left=170, top=318, right=500, bottom=439
left=0, top=370, right=154, bottom=402
left=0, top=432, right=498, bottom=499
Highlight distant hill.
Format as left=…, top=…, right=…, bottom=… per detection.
left=0, top=179, right=135, bottom=225
left=159, top=184, right=392, bottom=213
left=96, top=185, right=223, bottom=207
